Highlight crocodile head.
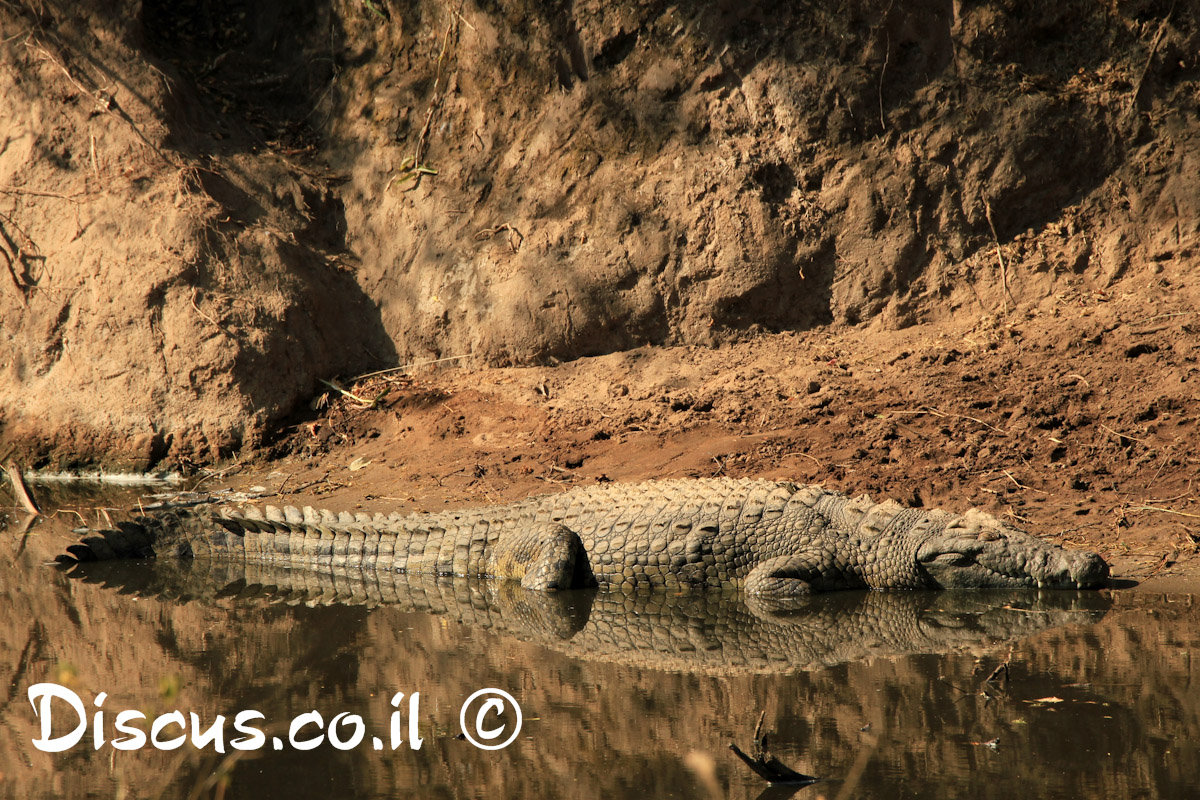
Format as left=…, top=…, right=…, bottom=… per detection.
left=916, top=511, right=1109, bottom=589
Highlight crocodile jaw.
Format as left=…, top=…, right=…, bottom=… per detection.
left=916, top=524, right=1109, bottom=589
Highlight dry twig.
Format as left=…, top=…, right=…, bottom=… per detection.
left=1099, top=423, right=1148, bottom=444
left=878, top=28, right=890, bottom=131
left=319, top=378, right=372, bottom=405
left=26, top=40, right=178, bottom=167
left=1132, top=310, right=1192, bottom=327
left=1132, top=505, right=1200, bottom=520
left=0, top=208, right=44, bottom=305
left=729, top=711, right=819, bottom=786
left=392, top=5, right=464, bottom=192
left=891, top=406, right=1007, bottom=435
left=0, top=186, right=84, bottom=203
left=319, top=378, right=388, bottom=409
left=781, top=451, right=825, bottom=469
left=3, top=460, right=41, bottom=515
left=1002, top=470, right=1047, bottom=495
left=1130, top=10, right=1172, bottom=114
left=351, top=353, right=471, bottom=382
left=475, top=223, right=524, bottom=252
left=983, top=647, right=1014, bottom=689
left=984, top=199, right=1013, bottom=314
left=189, top=290, right=234, bottom=338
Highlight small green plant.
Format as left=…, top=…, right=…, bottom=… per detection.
left=387, top=155, right=439, bottom=192
left=361, top=0, right=387, bottom=21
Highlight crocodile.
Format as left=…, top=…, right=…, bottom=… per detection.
left=57, top=477, right=1109, bottom=596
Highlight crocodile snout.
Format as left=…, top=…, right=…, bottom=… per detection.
left=1070, top=551, right=1110, bottom=588
left=1043, top=549, right=1109, bottom=588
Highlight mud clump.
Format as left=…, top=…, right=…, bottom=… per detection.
left=0, top=0, right=1196, bottom=470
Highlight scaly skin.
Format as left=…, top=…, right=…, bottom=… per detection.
left=59, top=478, right=1110, bottom=597
left=63, top=559, right=1113, bottom=676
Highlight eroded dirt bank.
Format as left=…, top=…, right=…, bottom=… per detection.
left=222, top=274, right=1200, bottom=584
left=0, top=1, right=1197, bottom=568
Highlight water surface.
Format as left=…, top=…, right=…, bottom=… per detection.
left=1, top=492, right=1196, bottom=799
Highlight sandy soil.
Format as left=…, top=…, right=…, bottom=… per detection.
left=213, top=270, right=1200, bottom=584
left=1, top=2, right=1197, bottom=580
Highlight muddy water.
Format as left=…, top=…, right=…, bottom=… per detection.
left=1, top=492, right=1198, bottom=800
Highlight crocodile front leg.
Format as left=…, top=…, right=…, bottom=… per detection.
left=491, top=523, right=590, bottom=590
left=744, top=553, right=866, bottom=597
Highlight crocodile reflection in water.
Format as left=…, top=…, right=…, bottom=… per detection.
left=63, top=558, right=1111, bottom=676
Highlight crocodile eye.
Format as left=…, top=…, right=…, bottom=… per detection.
left=976, top=530, right=1001, bottom=542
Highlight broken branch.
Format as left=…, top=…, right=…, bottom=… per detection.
left=4, top=460, right=41, bottom=515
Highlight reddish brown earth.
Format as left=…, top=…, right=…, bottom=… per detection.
left=0, top=1, right=1197, bottom=579
left=221, top=281, right=1200, bottom=586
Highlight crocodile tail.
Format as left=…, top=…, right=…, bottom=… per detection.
left=56, top=520, right=161, bottom=564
